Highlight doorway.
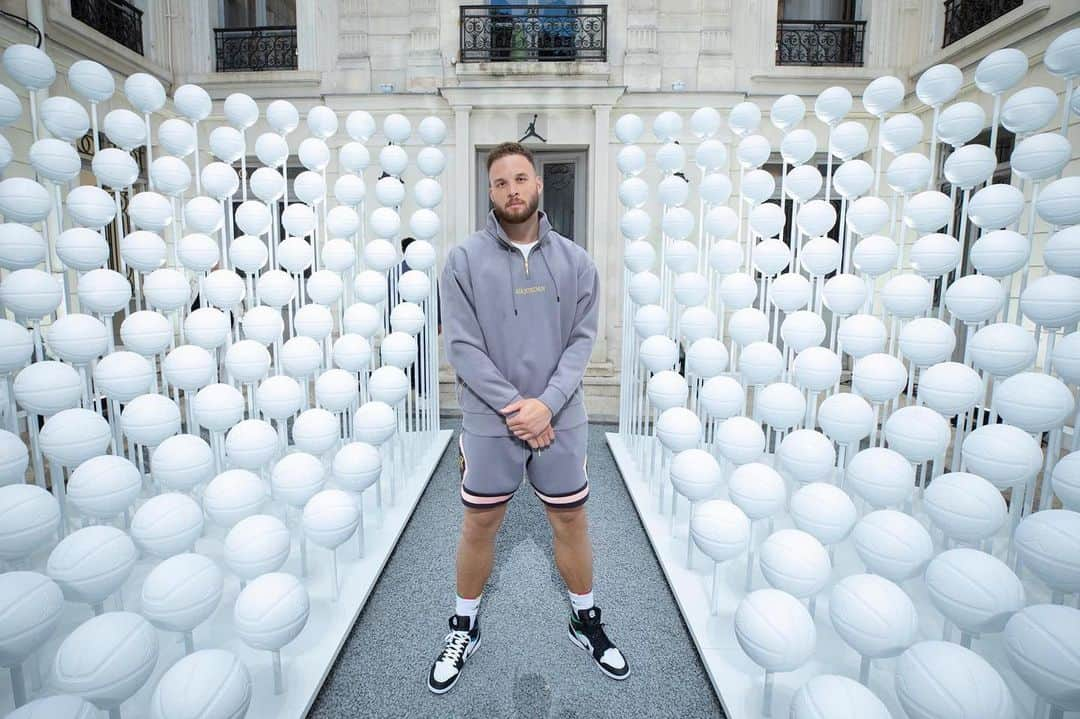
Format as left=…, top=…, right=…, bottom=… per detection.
left=476, top=148, right=588, bottom=247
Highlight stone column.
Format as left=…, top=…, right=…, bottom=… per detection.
left=624, top=0, right=660, bottom=91
left=590, top=103, right=612, bottom=362
left=452, top=104, right=473, bottom=250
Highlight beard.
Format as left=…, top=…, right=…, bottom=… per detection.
left=492, top=192, right=540, bottom=225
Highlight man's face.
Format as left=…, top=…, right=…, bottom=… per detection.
left=489, top=153, right=542, bottom=225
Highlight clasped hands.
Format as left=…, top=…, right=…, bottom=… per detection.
left=500, top=398, right=555, bottom=450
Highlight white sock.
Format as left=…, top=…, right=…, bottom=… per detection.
left=455, top=594, right=482, bottom=625
left=569, top=589, right=594, bottom=613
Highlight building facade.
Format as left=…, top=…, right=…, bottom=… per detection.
left=1, top=0, right=1077, bottom=419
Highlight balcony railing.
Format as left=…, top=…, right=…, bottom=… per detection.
left=776, top=19, right=866, bottom=67
left=942, top=0, right=1022, bottom=47
left=214, top=26, right=298, bottom=72
left=70, top=0, right=144, bottom=55
left=459, top=4, right=607, bottom=63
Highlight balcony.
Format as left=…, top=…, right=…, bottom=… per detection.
left=459, top=4, right=607, bottom=63
left=942, top=0, right=1023, bottom=47
left=776, top=19, right=865, bottom=67
left=70, top=0, right=144, bottom=55
left=214, top=26, right=298, bottom=72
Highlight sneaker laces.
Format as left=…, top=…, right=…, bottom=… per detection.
left=577, top=612, right=615, bottom=655
left=438, top=629, right=471, bottom=666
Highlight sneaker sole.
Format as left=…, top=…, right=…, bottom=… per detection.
left=427, top=635, right=482, bottom=694
left=567, top=626, right=631, bottom=681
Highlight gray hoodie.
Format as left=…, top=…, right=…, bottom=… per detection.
left=440, top=209, right=600, bottom=437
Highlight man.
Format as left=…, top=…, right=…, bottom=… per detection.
left=429, top=142, right=628, bottom=693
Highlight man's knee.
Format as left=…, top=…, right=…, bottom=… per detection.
left=462, top=505, right=507, bottom=542
left=545, top=505, right=588, bottom=538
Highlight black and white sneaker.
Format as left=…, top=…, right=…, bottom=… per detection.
left=567, top=606, right=630, bottom=680
left=427, top=614, right=481, bottom=694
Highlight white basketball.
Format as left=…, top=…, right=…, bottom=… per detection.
left=1, top=268, right=62, bottom=319
left=680, top=303, right=717, bottom=342
left=316, top=368, right=360, bottom=411
left=267, top=99, right=300, bottom=134
left=1003, top=604, right=1080, bottom=711
left=1011, top=132, right=1071, bottom=181
left=899, top=317, right=956, bottom=367
left=184, top=308, right=230, bottom=350
left=3, top=695, right=97, bottom=719
left=792, top=346, right=841, bottom=392
left=881, top=273, right=932, bottom=318
left=918, top=361, right=982, bottom=416
left=846, top=196, right=889, bottom=234
left=353, top=401, right=397, bottom=445
left=925, top=548, right=1023, bottom=634
left=67, top=454, right=140, bottom=520
left=670, top=449, right=721, bottom=501
left=333, top=442, right=382, bottom=492
left=1053, top=451, right=1080, bottom=510
left=368, top=365, right=410, bottom=406
left=303, top=489, right=360, bottom=549
left=40, top=408, right=111, bottom=467
left=1021, top=274, right=1080, bottom=328
left=852, top=510, right=933, bottom=581
left=322, top=239, right=357, bottom=274
left=270, top=451, right=324, bottom=507
left=790, top=482, right=857, bottom=545
left=152, top=434, right=214, bottom=492
left=52, top=611, right=159, bottom=709
left=224, top=340, right=271, bottom=385
left=753, top=239, right=791, bottom=278
left=837, top=314, right=887, bottom=358
left=800, top=237, right=841, bottom=277
left=847, top=447, right=914, bottom=509
left=224, top=514, right=290, bottom=580
left=963, top=421, right=1045, bottom=487
left=786, top=163, right=822, bottom=200
left=390, top=302, right=425, bottom=335
left=0, top=484, right=59, bottom=560
left=884, top=405, right=950, bottom=463
left=163, top=345, right=214, bottom=391
left=130, top=492, right=204, bottom=558
left=65, top=184, right=115, bottom=228
left=778, top=429, right=836, bottom=485
left=203, top=470, right=266, bottom=528
left=14, top=360, right=81, bottom=416
left=159, top=118, right=197, bottom=158
left=639, top=337, right=677, bottom=377
left=1045, top=225, right=1080, bottom=277
left=896, top=641, right=1014, bottom=719
left=233, top=572, right=310, bottom=651
left=686, top=337, right=728, bottom=378
left=968, top=184, right=1025, bottom=231
left=719, top=273, right=758, bottom=309
left=822, top=273, right=869, bottom=315
left=755, top=382, right=806, bottom=430
left=727, top=308, right=769, bottom=346
left=888, top=152, right=932, bottom=193
left=57, top=227, right=108, bottom=271
left=734, top=589, right=816, bottom=672
left=655, top=407, right=700, bottom=452
left=203, top=270, right=245, bottom=311
left=291, top=408, right=340, bottom=455
left=380, top=331, right=418, bottom=370
left=68, top=58, right=113, bottom=102
left=738, top=341, right=783, bottom=386
left=78, top=268, right=132, bottom=315
left=46, top=525, right=136, bottom=604
left=281, top=336, right=323, bottom=378
left=993, top=371, right=1074, bottom=433
left=904, top=190, right=952, bottom=233
left=1014, top=510, right=1080, bottom=593
left=46, top=313, right=108, bottom=365
left=717, top=417, right=767, bottom=467
left=782, top=129, right=817, bottom=166
left=306, top=270, right=344, bottom=307
left=256, top=375, right=303, bottom=420
left=143, top=269, right=191, bottom=311
left=149, top=648, right=252, bottom=719
left=924, top=472, right=1006, bottom=542
left=686, top=500, right=748, bottom=563
left=333, top=334, right=372, bottom=373
left=830, top=573, right=918, bottom=658
left=0, top=429, right=29, bottom=486
left=224, top=420, right=278, bottom=470
left=1038, top=176, right=1080, bottom=227
left=0, top=571, right=63, bottom=666
left=790, top=674, right=891, bottom=719
left=852, top=352, right=907, bottom=402
left=969, top=322, right=1035, bottom=377
left=699, top=376, right=745, bottom=419
left=727, top=462, right=785, bottom=519
left=760, top=529, right=830, bottom=598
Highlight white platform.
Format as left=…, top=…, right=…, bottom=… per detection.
left=0, top=429, right=452, bottom=719
left=606, top=432, right=1060, bottom=719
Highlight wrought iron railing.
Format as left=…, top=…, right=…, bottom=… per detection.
left=942, top=0, right=1022, bottom=47
left=776, top=19, right=866, bottom=67
left=459, top=4, right=607, bottom=63
left=214, top=26, right=298, bottom=72
left=70, top=0, right=144, bottom=55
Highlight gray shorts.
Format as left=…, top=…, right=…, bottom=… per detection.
left=457, top=424, right=589, bottom=509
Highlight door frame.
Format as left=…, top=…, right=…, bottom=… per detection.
left=475, top=146, right=588, bottom=247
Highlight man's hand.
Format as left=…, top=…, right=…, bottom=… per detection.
left=500, top=398, right=553, bottom=441
left=527, top=424, right=555, bottom=450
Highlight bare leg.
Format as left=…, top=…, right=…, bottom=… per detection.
left=544, top=505, right=594, bottom=595
left=455, top=504, right=509, bottom=599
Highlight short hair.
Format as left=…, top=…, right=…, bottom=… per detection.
left=400, top=236, right=416, bottom=253
left=486, top=142, right=535, bottom=173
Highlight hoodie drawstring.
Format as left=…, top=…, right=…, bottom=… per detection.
left=536, top=246, right=561, bottom=304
